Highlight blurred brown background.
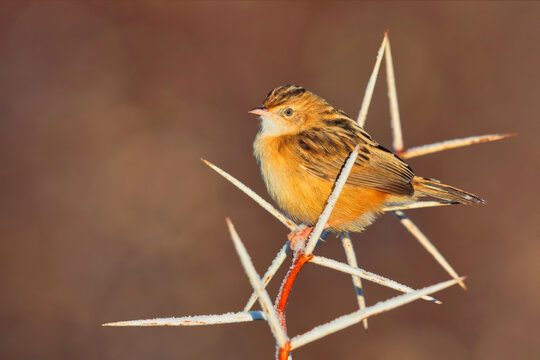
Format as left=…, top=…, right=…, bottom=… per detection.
left=1, top=1, right=539, bottom=359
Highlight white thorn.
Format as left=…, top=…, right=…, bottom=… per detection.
left=226, top=219, right=288, bottom=347
left=393, top=211, right=467, bottom=290
left=357, top=32, right=388, bottom=127
left=290, top=277, right=464, bottom=350
left=304, top=145, right=360, bottom=255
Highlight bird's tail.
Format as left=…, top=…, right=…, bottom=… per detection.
left=412, top=176, right=485, bottom=205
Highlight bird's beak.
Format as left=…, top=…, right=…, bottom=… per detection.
left=248, top=107, right=282, bottom=122
left=248, top=107, right=270, bottom=117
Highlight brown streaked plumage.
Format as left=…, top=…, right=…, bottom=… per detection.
left=251, top=85, right=484, bottom=234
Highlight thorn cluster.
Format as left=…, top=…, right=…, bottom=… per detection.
left=103, top=32, right=512, bottom=360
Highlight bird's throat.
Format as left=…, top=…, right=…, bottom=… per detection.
left=260, top=116, right=292, bottom=136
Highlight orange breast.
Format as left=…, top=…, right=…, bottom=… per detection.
left=254, top=134, right=389, bottom=232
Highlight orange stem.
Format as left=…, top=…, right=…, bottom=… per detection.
left=275, top=250, right=313, bottom=359
left=276, top=252, right=313, bottom=328
left=277, top=341, right=291, bottom=360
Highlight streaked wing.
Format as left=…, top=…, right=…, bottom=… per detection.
left=293, top=122, right=414, bottom=196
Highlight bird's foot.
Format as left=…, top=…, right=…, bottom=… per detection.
left=287, top=225, right=314, bottom=251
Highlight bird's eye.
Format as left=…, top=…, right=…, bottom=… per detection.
left=284, top=108, right=294, bottom=117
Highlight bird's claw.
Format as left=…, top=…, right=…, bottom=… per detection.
left=287, top=225, right=314, bottom=251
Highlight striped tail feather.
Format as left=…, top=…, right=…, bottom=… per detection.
left=412, top=177, right=485, bottom=205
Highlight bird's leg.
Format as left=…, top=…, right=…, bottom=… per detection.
left=287, top=223, right=335, bottom=250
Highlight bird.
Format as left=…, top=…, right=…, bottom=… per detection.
left=250, top=85, right=484, bottom=246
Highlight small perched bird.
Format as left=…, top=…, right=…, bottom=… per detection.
left=250, top=85, right=484, bottom=243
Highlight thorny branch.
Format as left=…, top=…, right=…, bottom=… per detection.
left=103, top=32, right=513, bottom=360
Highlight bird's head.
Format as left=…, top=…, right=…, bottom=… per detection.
left=249, top=85, right=332, bottom=136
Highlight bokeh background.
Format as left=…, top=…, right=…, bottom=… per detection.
left=1, top=1, right=539, bottom=359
